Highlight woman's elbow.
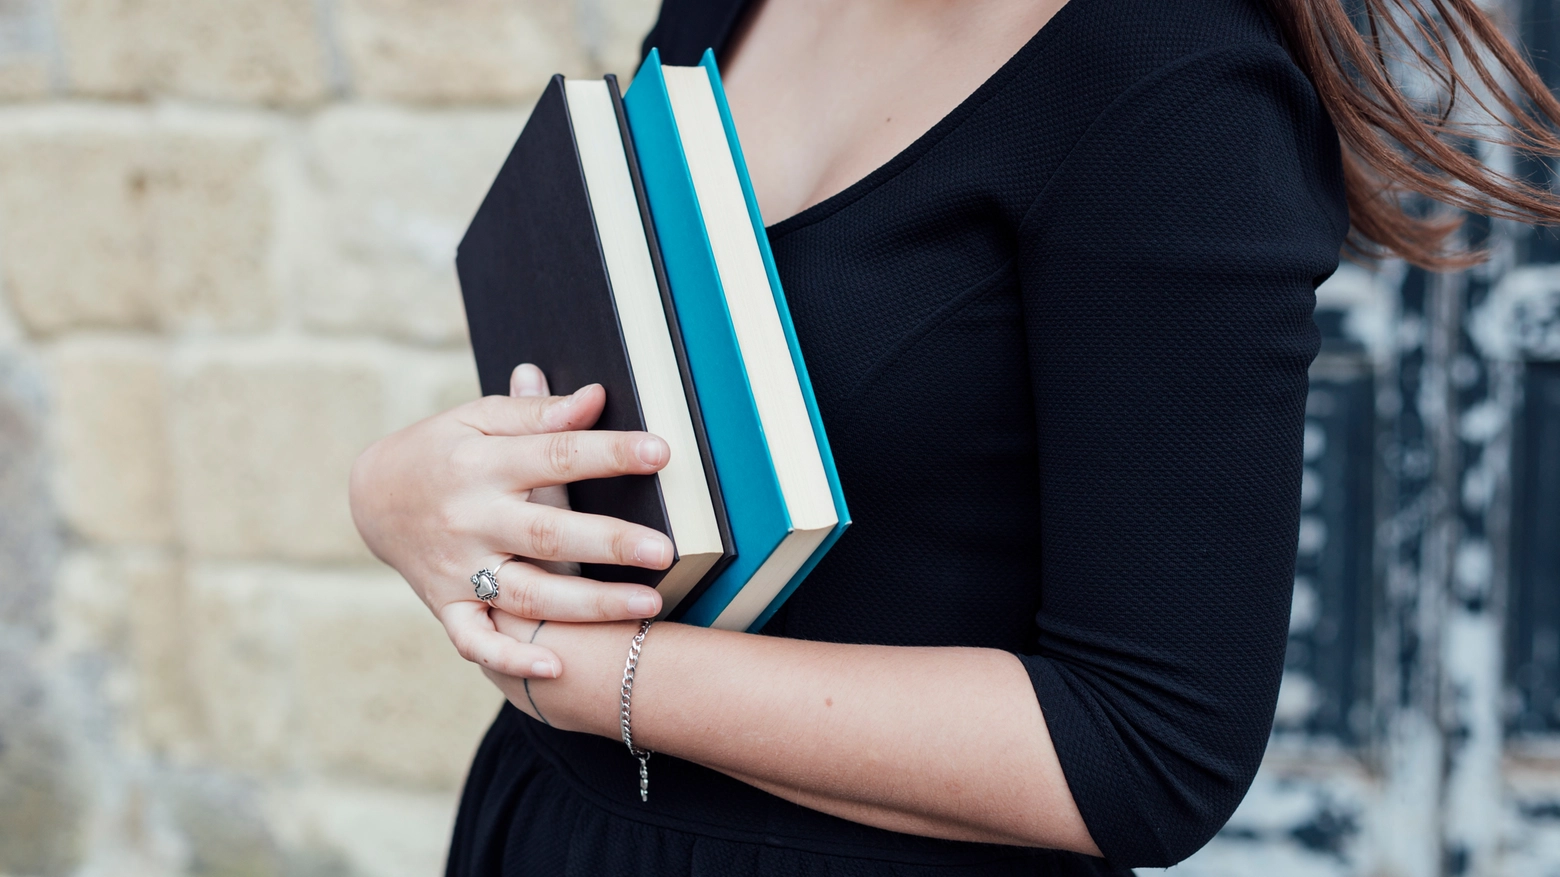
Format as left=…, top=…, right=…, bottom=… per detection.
left=1094, top=743, right=1266, bottom=868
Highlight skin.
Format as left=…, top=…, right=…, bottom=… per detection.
left=483, top=613, right=1094, bottom=850
left=348, top=0, right=1099, bottom=856
left=349, top=365, right=674, bottom=679
left=723, top=0, right=1071, bottom=225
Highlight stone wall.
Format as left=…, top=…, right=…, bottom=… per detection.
left=8, top=1, right=1560, bottom=876
left=0, top=1, right=657, bottom=873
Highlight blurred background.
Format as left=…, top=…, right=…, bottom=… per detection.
left=0, top=0, right=1557, bottom=875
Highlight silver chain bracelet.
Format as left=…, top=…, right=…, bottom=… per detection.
left=619, top=618, right=654, bottom=802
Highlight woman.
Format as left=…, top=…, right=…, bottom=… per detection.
left=349, top=0, right=1560, bottom=872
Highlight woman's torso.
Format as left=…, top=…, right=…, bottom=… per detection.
left=448, top=0, right=1346, bottom=872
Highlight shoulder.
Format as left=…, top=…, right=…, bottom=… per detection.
left=1057, top=0, right=1289, bottom=72
left=1016, top=0, right=1349, bottom=247
left=894, top=0, right=1347, bottom=239
left=1032, top=0, right=1328, bottom=137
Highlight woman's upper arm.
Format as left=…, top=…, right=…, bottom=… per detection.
left=1012, top=42, right=1349, bottom=868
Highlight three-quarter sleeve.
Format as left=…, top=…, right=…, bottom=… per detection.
left=1012, top=42, right=1350, bottom=868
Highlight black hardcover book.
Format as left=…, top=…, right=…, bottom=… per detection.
left=456, top=74, right=733, bottom=611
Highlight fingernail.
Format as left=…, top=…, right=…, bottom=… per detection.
left=531, top=660, right=558, bottom=678
left=636, top=436, right=669, bottom=466
left=627, top=592, right=660, bottom=617
left=635, top=537, right=670, bottom=567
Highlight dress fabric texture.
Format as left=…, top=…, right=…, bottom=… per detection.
left=446, top=0, right=1351, bottom=872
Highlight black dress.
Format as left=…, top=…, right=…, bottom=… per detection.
left=446, top=0, right=1349, bottom=871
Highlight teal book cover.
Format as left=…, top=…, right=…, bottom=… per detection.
left=623, top=50, right=791, bottom=628
left=694, top=50, right=852, bottom=631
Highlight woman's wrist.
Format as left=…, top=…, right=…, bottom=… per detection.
left=489, top=613, right=655, bottom=739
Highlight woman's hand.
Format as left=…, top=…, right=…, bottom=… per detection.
left=348, top=363, right=675, bottom=679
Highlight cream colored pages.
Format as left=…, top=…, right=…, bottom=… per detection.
left=661, top=65, right=837, bottom=533
left=566, top=79, right=722, bottom=608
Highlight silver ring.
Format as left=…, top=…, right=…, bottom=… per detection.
left=470, top=557, right=513, bottom=605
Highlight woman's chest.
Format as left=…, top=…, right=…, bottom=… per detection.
left=768, top=195, right=1038, bottom=528
left=720, top=0, right=1067, bottom=225
left=763, top=214, right=1047, bottom=645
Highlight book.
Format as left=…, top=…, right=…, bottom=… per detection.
left=695, top=50, right=853, bottom=631
left=625, top=50, right=851, bottom=631
left=456, top=73, right=734, bottom=614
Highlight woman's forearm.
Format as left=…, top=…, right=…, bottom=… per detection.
left=506, top=619, right=1101, bottom=856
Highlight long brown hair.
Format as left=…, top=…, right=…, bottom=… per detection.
left=1265, top=0, right=1560, bottom=269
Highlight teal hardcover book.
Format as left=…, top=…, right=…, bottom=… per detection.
left=624, top=51, right=790, bottom=630
left=625, top=50, right=848, bottom=631
left=695, top=50, right=852, bottom=631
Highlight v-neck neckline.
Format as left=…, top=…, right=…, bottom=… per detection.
left=704, top=0, right=1090, bottom=239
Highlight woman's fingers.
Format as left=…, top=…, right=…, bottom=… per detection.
left=440, top=601, right=561, bottom=678
left=511, top=362, right=550, bottom=397
left=490, top=559, right=662, bottom=621
left=487, top=500, right=674, bottom=570
left=510, top=364, right=574, bottom=516
left=488, top=608, right=534, bottom=640
left=485, top=429, right=670, bottom=489
left=457, top=383, right=607, bottom=437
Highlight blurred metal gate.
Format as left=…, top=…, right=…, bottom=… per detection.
left=1153, top=2, right=1560, bottom=873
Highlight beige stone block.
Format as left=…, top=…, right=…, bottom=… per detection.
left=0, top=276, right=22, bottom=345
left=0, top=112, right=277, bottom=335
left=431, top=357, right=481, bottom=415
left=49, top=336, right=174, bottom=544
left=290, top=568, right=499, bottom=789
left=185, top=564, right=297, bottom=772
left=294, top=107, right=525, bottom=345
left=169, top=342, right=384, bottom=562
left=182, top=564, right=497, bottom=787
left=264, top=781, right=461, bottom=877
left=337, top=0, right=588, bottom=103
left=0, top=59, right=49, bottom=100
left=57, top=0, right=329, bottom=104
left=158, top=774, right=285, bottom=877
left=125, top=552, right=201, bottom=759
left=148, top=125, right=277, bottom=331
left=381, top=348, right=480, bottom=429
left=0, top=114, right=157, bottom=334
left=50, top=549, right=195, bottom=758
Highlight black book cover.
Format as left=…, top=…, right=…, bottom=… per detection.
left=457, top=74, right=669, bottom=587
left=605, top=73, right=735, bottom=616
left=456, top=75, right=735, bottom=598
